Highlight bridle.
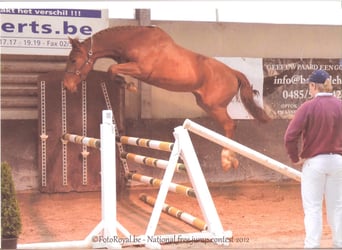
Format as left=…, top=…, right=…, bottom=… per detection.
left=65, top=36, right=94, bottom=80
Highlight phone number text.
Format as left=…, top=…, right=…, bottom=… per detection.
left=0, top=37, right=70, bottom=49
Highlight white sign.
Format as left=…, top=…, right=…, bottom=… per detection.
left=215, top=57, right=264, bottom=119
left=0, top=8, right=108, bottom=55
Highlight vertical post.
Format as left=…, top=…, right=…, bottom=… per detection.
left=100, top=110, right=120, bottom=248
left=135, top=9, right=152, bottom=119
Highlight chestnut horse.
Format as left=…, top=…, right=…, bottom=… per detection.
left=63, top=25, right=270, bottom=171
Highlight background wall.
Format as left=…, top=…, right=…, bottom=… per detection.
left=109, top=20, right=341, bottom=185
left=107, top=20, right=342, bottom=119
left=2, top=18, right=341, bottom=190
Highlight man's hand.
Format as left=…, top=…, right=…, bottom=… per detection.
left=293, top=158, right=305, bottom=167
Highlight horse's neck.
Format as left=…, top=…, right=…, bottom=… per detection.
left=89, top=26, right=169, bottom=60
left=87, top=36, right=113, bottom=59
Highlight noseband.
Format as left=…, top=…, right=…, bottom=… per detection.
left=65, top=37, right=94, bottom=80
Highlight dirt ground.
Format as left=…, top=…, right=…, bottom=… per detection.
left=17, top=180, right=334, bottom=249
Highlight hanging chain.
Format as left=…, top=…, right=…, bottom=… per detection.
left=81, top=80, right=89, bottom=185
left=40, top=81, right=48, bottom=187
left=100, top=81, right=130, bottom=174
left=61, top=81, right=68, bottom=186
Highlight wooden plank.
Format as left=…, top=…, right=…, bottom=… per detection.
left=1, top=73, right=38, bottom=84
left=0, top=55, right=67, bottom=120
left=1, top=85, right=37, bottom=96
left=1, top=61, right=66, bottom=73
left=1, top=96, right=38, bottom=108
left=1, top=108, right=37, bottom=120
left=1, top=54, right=67, bottom=62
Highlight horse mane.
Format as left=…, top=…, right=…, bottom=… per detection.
left=92, top=25, right=158, bottom=40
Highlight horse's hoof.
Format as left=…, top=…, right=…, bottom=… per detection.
left=221, top=158, right=239, bottom=171
left=221, top=149, right=239, bottom=171
left=232, top=158, right=239, bottom=169
left=222, top=161, right=232, bottom=171
left=126, top=83, right=138, bottom=92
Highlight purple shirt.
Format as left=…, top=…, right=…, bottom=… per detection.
left=284, top=93, right=342, bottom=163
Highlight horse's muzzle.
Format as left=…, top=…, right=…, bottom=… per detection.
left=62, top=78, right=78, bottom=93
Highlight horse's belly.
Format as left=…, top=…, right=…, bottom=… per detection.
left=146, top=62, right=202, bottom=92
left=148, top=79, right=198, bottom=92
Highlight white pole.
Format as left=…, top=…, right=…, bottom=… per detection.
left=18, top=111, right=123, bottom=250
left=174, top=126, right=231, bottom=244
left=183, top=119, right=301, bottom=182
left=100, top=110, right=121, bottom=248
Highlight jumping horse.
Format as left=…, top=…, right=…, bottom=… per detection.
left=63, top=25, right=270, bottom=171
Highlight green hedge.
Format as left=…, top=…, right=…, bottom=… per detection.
left=1, top=162, right=22, bottom=238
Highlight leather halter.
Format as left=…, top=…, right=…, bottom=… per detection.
left=65, top=37, right=94, bottom=80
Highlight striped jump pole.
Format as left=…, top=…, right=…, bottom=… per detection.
left=139, top=194, right=208, bottom=231
left=183, top=119, right=302, bottom=182
left=118, top=136, right=174, bottom=152
left=126, top=172, right=196, bottom=198
left=62, top=133, right=101, bottom=149
left=121, top=152, right=187, bottom=173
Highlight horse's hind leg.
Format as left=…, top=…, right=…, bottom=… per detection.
left=194, top=93, right=239, bottom=171
left=210, top=106, right=239, bottom=171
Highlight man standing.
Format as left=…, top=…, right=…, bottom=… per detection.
left=284, top=69, right=342, bottom=248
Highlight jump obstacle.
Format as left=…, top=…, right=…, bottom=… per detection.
left=18, top=112, right=302, bottom=249
left=18, top=111, right=233, bottom=249
left=117, top=125, right=231, bottom=247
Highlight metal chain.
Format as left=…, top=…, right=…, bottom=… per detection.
left=100, top=81, right=130, bottom=174
left=40, top=81, right=48, bottom=187
left=61, top=81, right=68, bottom=186
left=81, top=80, right=89, bottom=185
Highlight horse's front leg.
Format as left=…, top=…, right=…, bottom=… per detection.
left=108, top=62, right=143, bottom=92
left=113, top=75, right=138, bottom=92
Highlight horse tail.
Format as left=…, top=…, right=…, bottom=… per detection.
left=237, top=71, right=271, bottom=123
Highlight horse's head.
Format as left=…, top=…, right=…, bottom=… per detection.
left=63, top=37, right=94, bottom=92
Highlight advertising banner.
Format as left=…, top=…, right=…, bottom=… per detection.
left=216, top=58, right=342, bottom=120
left=0, top=8, right=108, bottom=55
left=216, top=57, right=264, bottom=120
left=263, top=58, right=342, bottom=119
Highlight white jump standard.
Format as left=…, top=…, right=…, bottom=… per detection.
left=121, top=126, right=232, bottom=248
left=18, top=110, right=123, bottom=249
left=140, top=125, right=232, bottom=249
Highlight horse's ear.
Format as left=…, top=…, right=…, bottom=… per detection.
left=69, top=37, right=81, bottom=49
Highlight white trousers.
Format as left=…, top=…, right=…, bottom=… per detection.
left=301, top=154, right=342, bottom=248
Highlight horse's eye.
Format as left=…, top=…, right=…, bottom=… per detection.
left=71, top=59, right=76, bottom=64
